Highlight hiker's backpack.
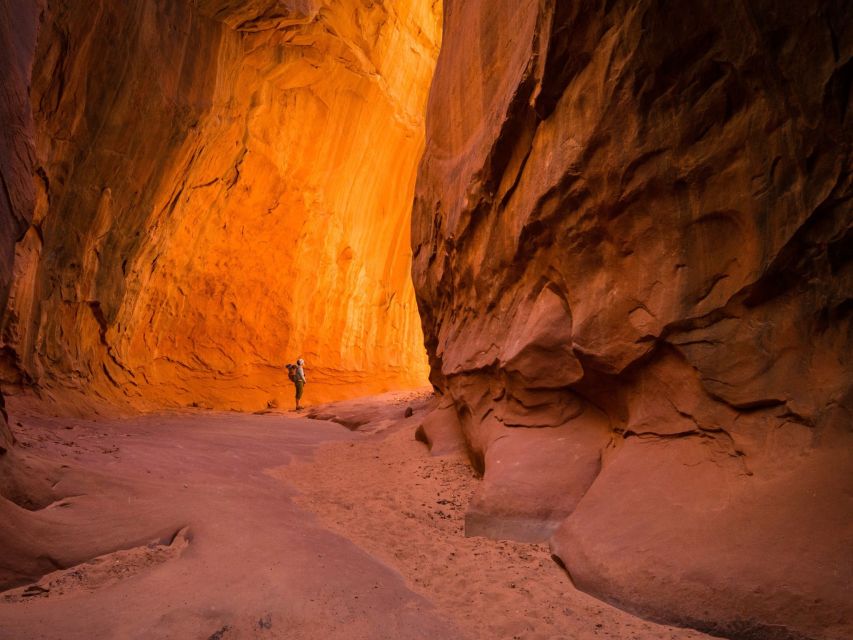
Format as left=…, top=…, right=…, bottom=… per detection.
left=287, top=366, right=296, bottom=382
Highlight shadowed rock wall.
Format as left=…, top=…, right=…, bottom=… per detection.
left=0, top=0, right=439, bottom=411
left=0, top=0, right=42, bottom=499
left=413, top=1, right=852, bottom=638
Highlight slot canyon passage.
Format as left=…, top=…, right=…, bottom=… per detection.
left=0, top=0, right=851, bottom=638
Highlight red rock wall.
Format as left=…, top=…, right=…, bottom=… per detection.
left=1, top=0, right=439, bottom=411
left=0, top=0, right=42, bottom=490
left=413, top=1, right=852, bottom=637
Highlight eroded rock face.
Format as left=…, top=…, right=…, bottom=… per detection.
left=413, top=1, right=852, bottom=637
left=0, top=0, right=439, bottom=410
left=0, top=0, right=41, bottom=495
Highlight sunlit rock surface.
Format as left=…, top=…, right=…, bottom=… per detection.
left=413, top=1, right=852, bottom=637
left=0, top=0, right=439, bottom=411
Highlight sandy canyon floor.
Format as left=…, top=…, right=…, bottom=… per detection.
left=0, top=391, right=716, bottom=640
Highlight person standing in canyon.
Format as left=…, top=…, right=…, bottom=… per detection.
left=293, top=358, right=307, bottom=411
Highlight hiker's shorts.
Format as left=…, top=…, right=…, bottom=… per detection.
left=295, top=380, right=304, bottom=401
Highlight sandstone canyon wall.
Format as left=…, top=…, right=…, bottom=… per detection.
left=413, top=1, right=852, bottom=638
left=0, top=0, right=42, bottom=502
left=0, top=0, right=439, bottom=411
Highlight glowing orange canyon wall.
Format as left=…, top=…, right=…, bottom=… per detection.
left=0, top=0, right=440, bottom=410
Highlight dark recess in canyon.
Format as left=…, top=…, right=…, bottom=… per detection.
left=0, top=1, right=851, bottom=639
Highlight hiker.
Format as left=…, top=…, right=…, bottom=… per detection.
left=287, top=358, right=307, bottom=411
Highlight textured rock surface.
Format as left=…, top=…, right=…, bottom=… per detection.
left=0, top=0, right=42, bottom=501
left=413, top=1, right=852, bottom=637
left=0, top=0, right=439, bottom=411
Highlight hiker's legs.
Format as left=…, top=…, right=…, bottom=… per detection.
left=295, top=380, right=304, bottom=410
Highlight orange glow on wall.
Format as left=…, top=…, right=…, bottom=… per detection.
left=1, top=0, right=442, bottom=411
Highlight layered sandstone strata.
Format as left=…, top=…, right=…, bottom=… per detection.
left=0, top=0, right=439, bottom=411
left=413, top=1, right=852, bottom=638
